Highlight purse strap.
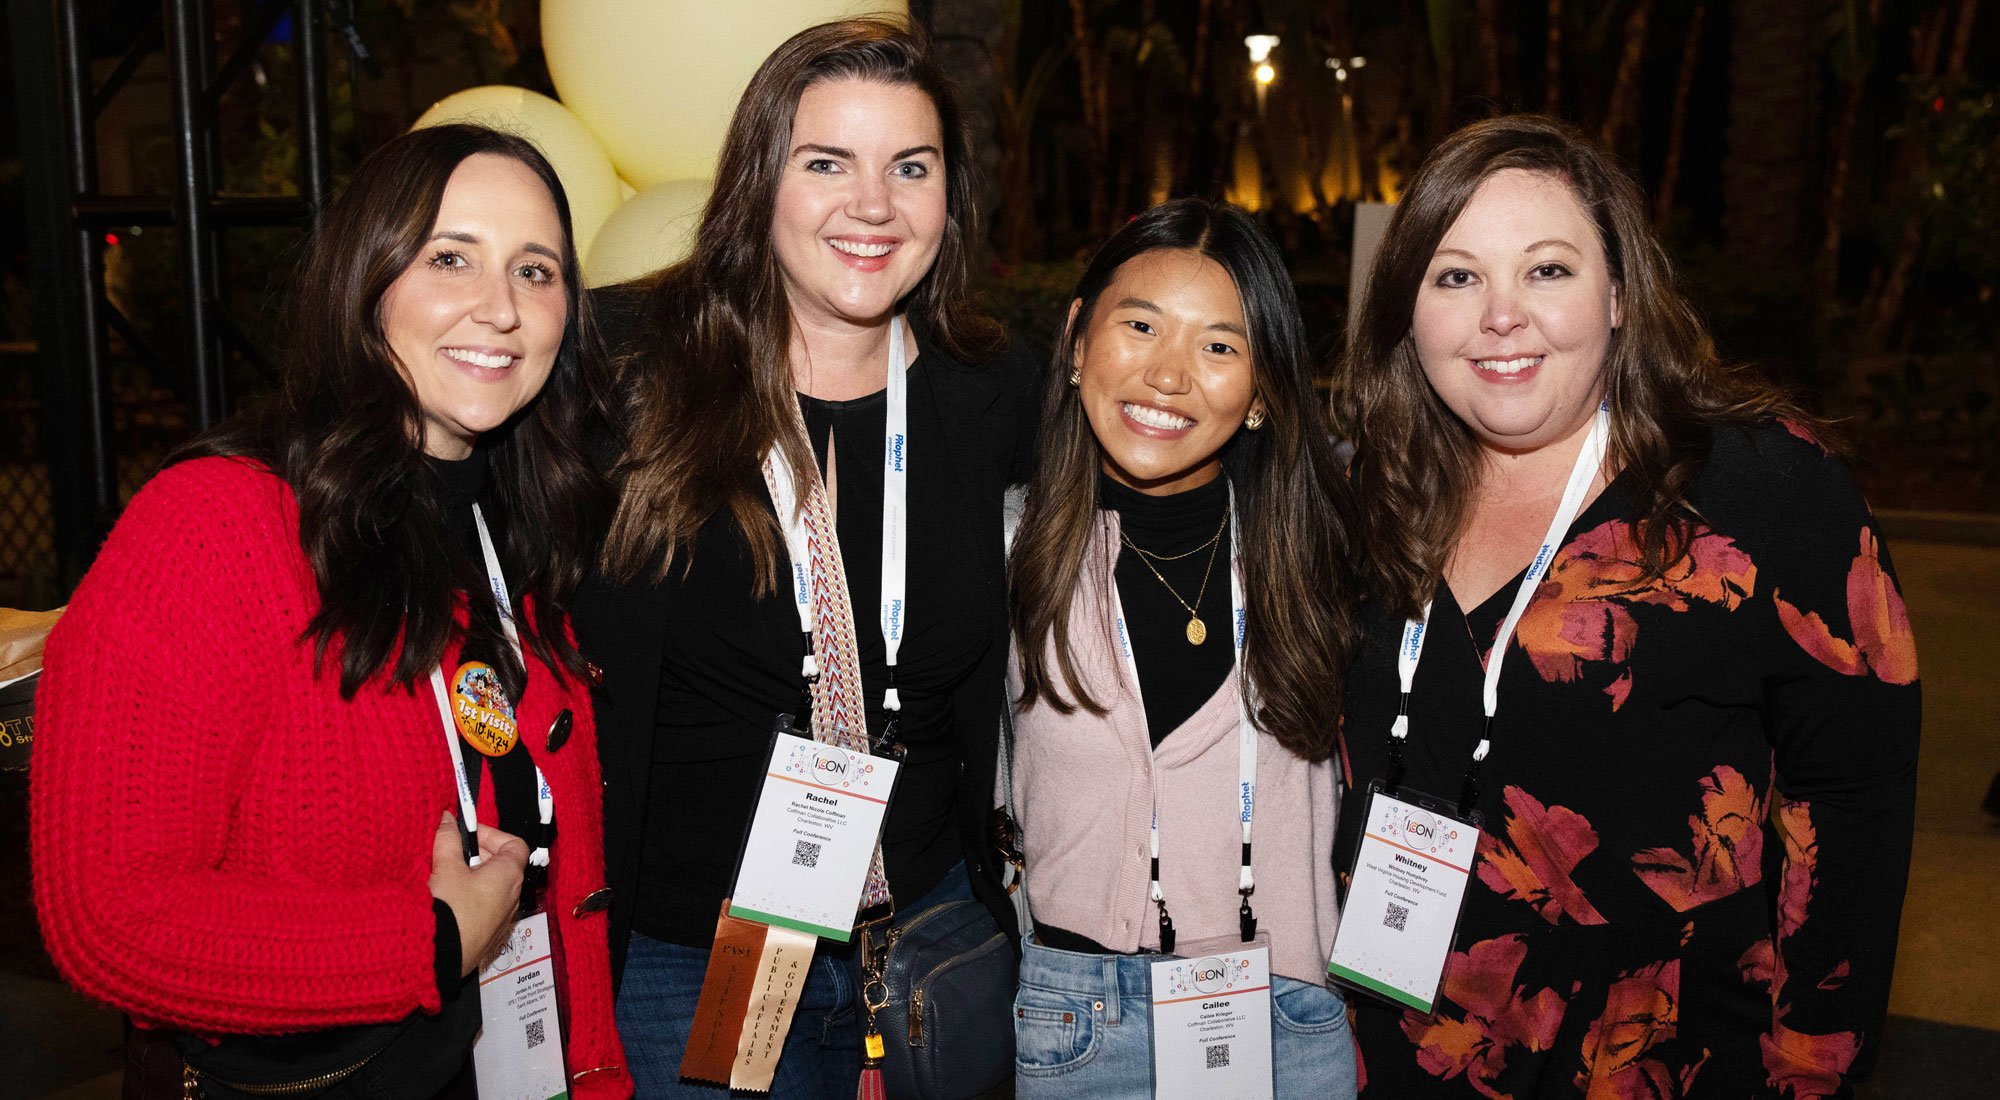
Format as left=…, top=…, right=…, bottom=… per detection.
left=996, top=485, right=1032, bottom=937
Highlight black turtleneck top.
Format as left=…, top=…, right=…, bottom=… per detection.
left=427, top=450, right=548, bottom=901
left=1100, top=471, right=1235, bottom=745
left=1032, top=472, right=1240, bottom=956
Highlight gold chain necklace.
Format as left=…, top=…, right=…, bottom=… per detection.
left=1119, top=510, right=1229, bottom=645
left=1123, top=522, right=1224, bottom=562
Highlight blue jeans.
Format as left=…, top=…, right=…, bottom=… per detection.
left=1013, top=939, right=1358, bottom=1100
left=615, top=865, right=977, bottom=1100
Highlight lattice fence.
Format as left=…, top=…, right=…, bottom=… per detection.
left=0, top=361, right=187, bottom=610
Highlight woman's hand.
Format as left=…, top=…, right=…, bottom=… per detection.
left=428, top=813, right=530, bottom=977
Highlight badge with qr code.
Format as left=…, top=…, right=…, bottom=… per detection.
left=727, top=731, right=900, bottom=942
left=1326, top=781, right=1482, bottom=1016
left=1149, top=945, right=1273, bottom=1099
left=471, top=911, right=567, bottom=1100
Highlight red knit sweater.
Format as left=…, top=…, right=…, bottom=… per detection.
left=30, top=456, right=631, bottom=1099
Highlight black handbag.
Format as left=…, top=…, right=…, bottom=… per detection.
left=169, top=981, right=481, bottom=1100
left=869, top=898, right=1017, bottom=1100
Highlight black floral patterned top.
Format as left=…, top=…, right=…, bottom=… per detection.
left=1335, top=421, right=1920, bottom=1100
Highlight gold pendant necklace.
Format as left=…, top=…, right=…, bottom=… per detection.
left=1119, top=510, right=1229, bottom=646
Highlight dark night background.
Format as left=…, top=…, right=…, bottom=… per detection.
left=1, top=2, right=1997, bottom=1097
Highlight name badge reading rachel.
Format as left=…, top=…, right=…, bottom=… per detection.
left=1149, top=946, right=1273, bottom=1100
left=1326, top=783, right=1481, bottom=1014
left=727, top=732, right=899, bottom=942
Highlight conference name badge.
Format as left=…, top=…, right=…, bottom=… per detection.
left=451, top=661, right=517, bottom=757
left=1149, top=944, right=1273, bottom=1100
left=471, top=911, right=566, bottom=1100
left=727, top=732, right=899, bottom=942
left=1326, top=782, right=1481, bottom=1014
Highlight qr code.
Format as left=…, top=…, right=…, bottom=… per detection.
left=792, top=839, right=822, bottom=868
left=1206, top=1042, right=1230, bottom=1069
left=524, top=1016, right=546, bottom=1050
left=1383, top=902, right=1409, bottom=932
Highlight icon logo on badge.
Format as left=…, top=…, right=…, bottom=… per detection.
left=809, top=746, right=850, bottom=786
left=451, top=661, right=517, bottom=757
left=1385, top=806, right=1460, bottom=855
left=1191, top=957, right=1228, bottom=993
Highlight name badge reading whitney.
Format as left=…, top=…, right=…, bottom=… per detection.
left=1149, top=946, right=1273, bottom=1100
left=1326, top=782, right=1481, bottom=1014
left=728, top=732, right=900, bottom=941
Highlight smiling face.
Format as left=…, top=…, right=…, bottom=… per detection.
left=1074, top=249, right=1263, bottom=496
left=1411, top=168, right=1622, bottom=456
left=771, top=78, right=948, bottom=334
left=378, top=153, right=568, bottom=459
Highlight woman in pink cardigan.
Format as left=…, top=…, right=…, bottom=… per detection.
left=1004, top=198, right=1361, bottom=1098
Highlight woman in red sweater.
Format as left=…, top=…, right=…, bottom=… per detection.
left=30, top=125, right=630, bottom=1099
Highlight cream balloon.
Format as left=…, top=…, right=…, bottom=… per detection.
left=584, top=179, right=713, bottom=288
left=544, top=0, right=907, bottom=190
left=412, top=86, right=624, bottom=261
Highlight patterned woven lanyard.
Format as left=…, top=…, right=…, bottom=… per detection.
left=760, top=321, right=905, bottom=910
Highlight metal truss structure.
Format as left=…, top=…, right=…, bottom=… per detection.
left=8, top=0, right=332, bottom=579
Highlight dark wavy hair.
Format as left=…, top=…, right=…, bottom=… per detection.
left=601, top=17, right=1002, bottom=587
left=1338, top=114, right=1826, bottom=618
left=1011, top=198, right=1358, bottom=761
left=174, top=123, right=613, bottom=698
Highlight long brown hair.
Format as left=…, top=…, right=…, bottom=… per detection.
left=1011, top=199, right=1357, bottom=761
left=601, top=18, right=1001, bottom=586
left=175, top=124, right=613, bottom=698
left=1338, top=114, right=1827, bottom=619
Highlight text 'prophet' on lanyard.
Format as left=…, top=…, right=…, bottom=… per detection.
left=766, top=316, right=911, bottom=719
left=1391, top=403, right=1609, bottom=817
left=1107, top=482, right=1258, bottom=953
left=427, top=503, right=552, bottom=867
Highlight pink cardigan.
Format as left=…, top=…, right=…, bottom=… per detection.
left=1010, top=514, right=1341, bottom=983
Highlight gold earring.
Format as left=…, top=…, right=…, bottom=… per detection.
left=1245, top=410, right=1265, bottom=430
left=1068, top=369, right=1081, bottom=386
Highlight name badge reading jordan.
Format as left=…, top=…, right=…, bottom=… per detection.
left=450, top=661, right=518, bottom=757
left=727, top=732, right=899, bottom=942
left=471, top=911, right=567, bottom=1100
left=1326, top=782, right=1481, bottom=1014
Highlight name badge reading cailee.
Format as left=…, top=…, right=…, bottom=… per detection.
left=1150, top=946, right=1273, bottom=1100
left=727, top=732, right=899, bottom=942
left=1326, top=783, right=1481, bottom=1015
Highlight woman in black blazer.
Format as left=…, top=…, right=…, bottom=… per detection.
left=571, top=19, right=1037, bottom=1099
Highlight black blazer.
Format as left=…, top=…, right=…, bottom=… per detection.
left=574, top=287, right=1040, bottom=984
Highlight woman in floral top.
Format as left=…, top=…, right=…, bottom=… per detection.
left=1335, top=115, right=1918, bottom=1099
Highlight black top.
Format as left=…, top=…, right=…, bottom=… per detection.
left=1100, top=472, right=1235, bottom=745
left=428, top=450, right=545, bottom=858
left=1336, top=422, right=1919, bottom=1098
left=628, top=381, right=997, bottom=945
left=575, top=286, right=1042, bottom=966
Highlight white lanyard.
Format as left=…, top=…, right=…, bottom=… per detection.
left=1107, top=483, right=1257, bottom=928
left=768, top=317, right=910, bottom=713
left=428, top=503, right=552, bottom=867
left=1395, top=404, right=1609, bottom=765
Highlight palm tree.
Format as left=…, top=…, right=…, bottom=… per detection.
left=1654, top=2, right=1707, bottom=229
left=1721, top=0, right=1818, bottom=276
left=1816, top=0, right=1884, bottom=302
